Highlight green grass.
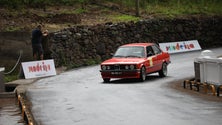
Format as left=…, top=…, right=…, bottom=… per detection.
left=4, top=26, right=22, bottom=32
left=143, top=0, right=222, bottom=17
left=4, top=74, right=18, bottom=83
left=74, top=8, right=88, bottom=14
left=106, top=0, right=222, bottom=17
left=110, top=14, right=140, bottom=22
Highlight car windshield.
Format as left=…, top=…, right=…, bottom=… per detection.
left=113, top=46, right=145, bottom=58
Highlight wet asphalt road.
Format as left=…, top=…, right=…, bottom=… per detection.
left=27, top=48, right=222, bottom=125
left=0, top=98, right=24, bottom=125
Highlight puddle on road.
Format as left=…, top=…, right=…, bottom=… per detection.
left=0, top=98, right=24, bottom=125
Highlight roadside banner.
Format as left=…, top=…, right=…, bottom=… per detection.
left=22, top=59, right=56, bottom=79
left=159, top=40, right=201, bottom=54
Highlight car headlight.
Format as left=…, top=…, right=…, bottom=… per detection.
left=102, top=65, right=106, bottom=70
left=130, top=65, right=135, bottom=70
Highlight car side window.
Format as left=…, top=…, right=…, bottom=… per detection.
left=152, top=45, right=162, bottom=55
left=146, top=46, right=154, bottom=57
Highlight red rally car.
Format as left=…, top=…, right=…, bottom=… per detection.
left=100, top=43, right=171, bottom=83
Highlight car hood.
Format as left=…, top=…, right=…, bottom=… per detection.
left=101, top=57, right=146, bottom=65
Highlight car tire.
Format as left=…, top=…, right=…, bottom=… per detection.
left=159, top=63, right=167, bottom=77
left=139, top=66, right=146, bottom=82
left=103, top=78, right=110, bottom=83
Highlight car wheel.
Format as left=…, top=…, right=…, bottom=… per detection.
left=159, top=63, right=167, bottom=77
left=139, top=66, right=146, bottom=82
left=103, top=78, right=110, bottom=83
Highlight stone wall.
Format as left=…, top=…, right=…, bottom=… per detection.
left=50, top=16, right=222, bottom=67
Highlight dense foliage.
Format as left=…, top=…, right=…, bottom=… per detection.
left=1, top=0, right=221, bottom=8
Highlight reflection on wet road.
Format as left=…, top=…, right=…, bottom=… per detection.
left=27, top=48, right=222, bottom=125
left=0, top=98, right=24, bottom=125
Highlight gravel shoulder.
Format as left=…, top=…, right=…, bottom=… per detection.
left=168, top=79, right=222, bottom=102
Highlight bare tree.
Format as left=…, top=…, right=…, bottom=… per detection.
left=135, top=0, right=140, bottom=17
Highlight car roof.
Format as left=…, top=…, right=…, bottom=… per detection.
left=120, top=43, right=155, bottom=47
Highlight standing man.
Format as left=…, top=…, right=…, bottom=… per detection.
left=42, top=30, right=51, bottom=59
left=31, top=25, right=44, bottom=60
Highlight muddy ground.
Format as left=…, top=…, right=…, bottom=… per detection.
left=0, top=4, right=132, bottom=32
left=168, top=79, right=222, bottom=102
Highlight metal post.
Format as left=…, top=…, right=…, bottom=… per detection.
left=0, top=67, right=5, bottom=92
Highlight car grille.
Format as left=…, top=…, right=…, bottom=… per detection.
left=108, top=65, right=132, bottom=70
left=114, top=65, right=120, bottom=70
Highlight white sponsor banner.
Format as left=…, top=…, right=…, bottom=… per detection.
left=22, top=59, right=56, bottom=79
left=159, top=40, right=202, bottom=54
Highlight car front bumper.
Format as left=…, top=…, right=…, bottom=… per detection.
left=100, top=69, right=141, bottom=79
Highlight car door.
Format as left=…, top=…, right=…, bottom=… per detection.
left=151, top=45, right=163, bottom=71
left=145, top=46, right=156, bottom=73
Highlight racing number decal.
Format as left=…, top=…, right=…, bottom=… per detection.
left=148, top=57, right=153, bottom=67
